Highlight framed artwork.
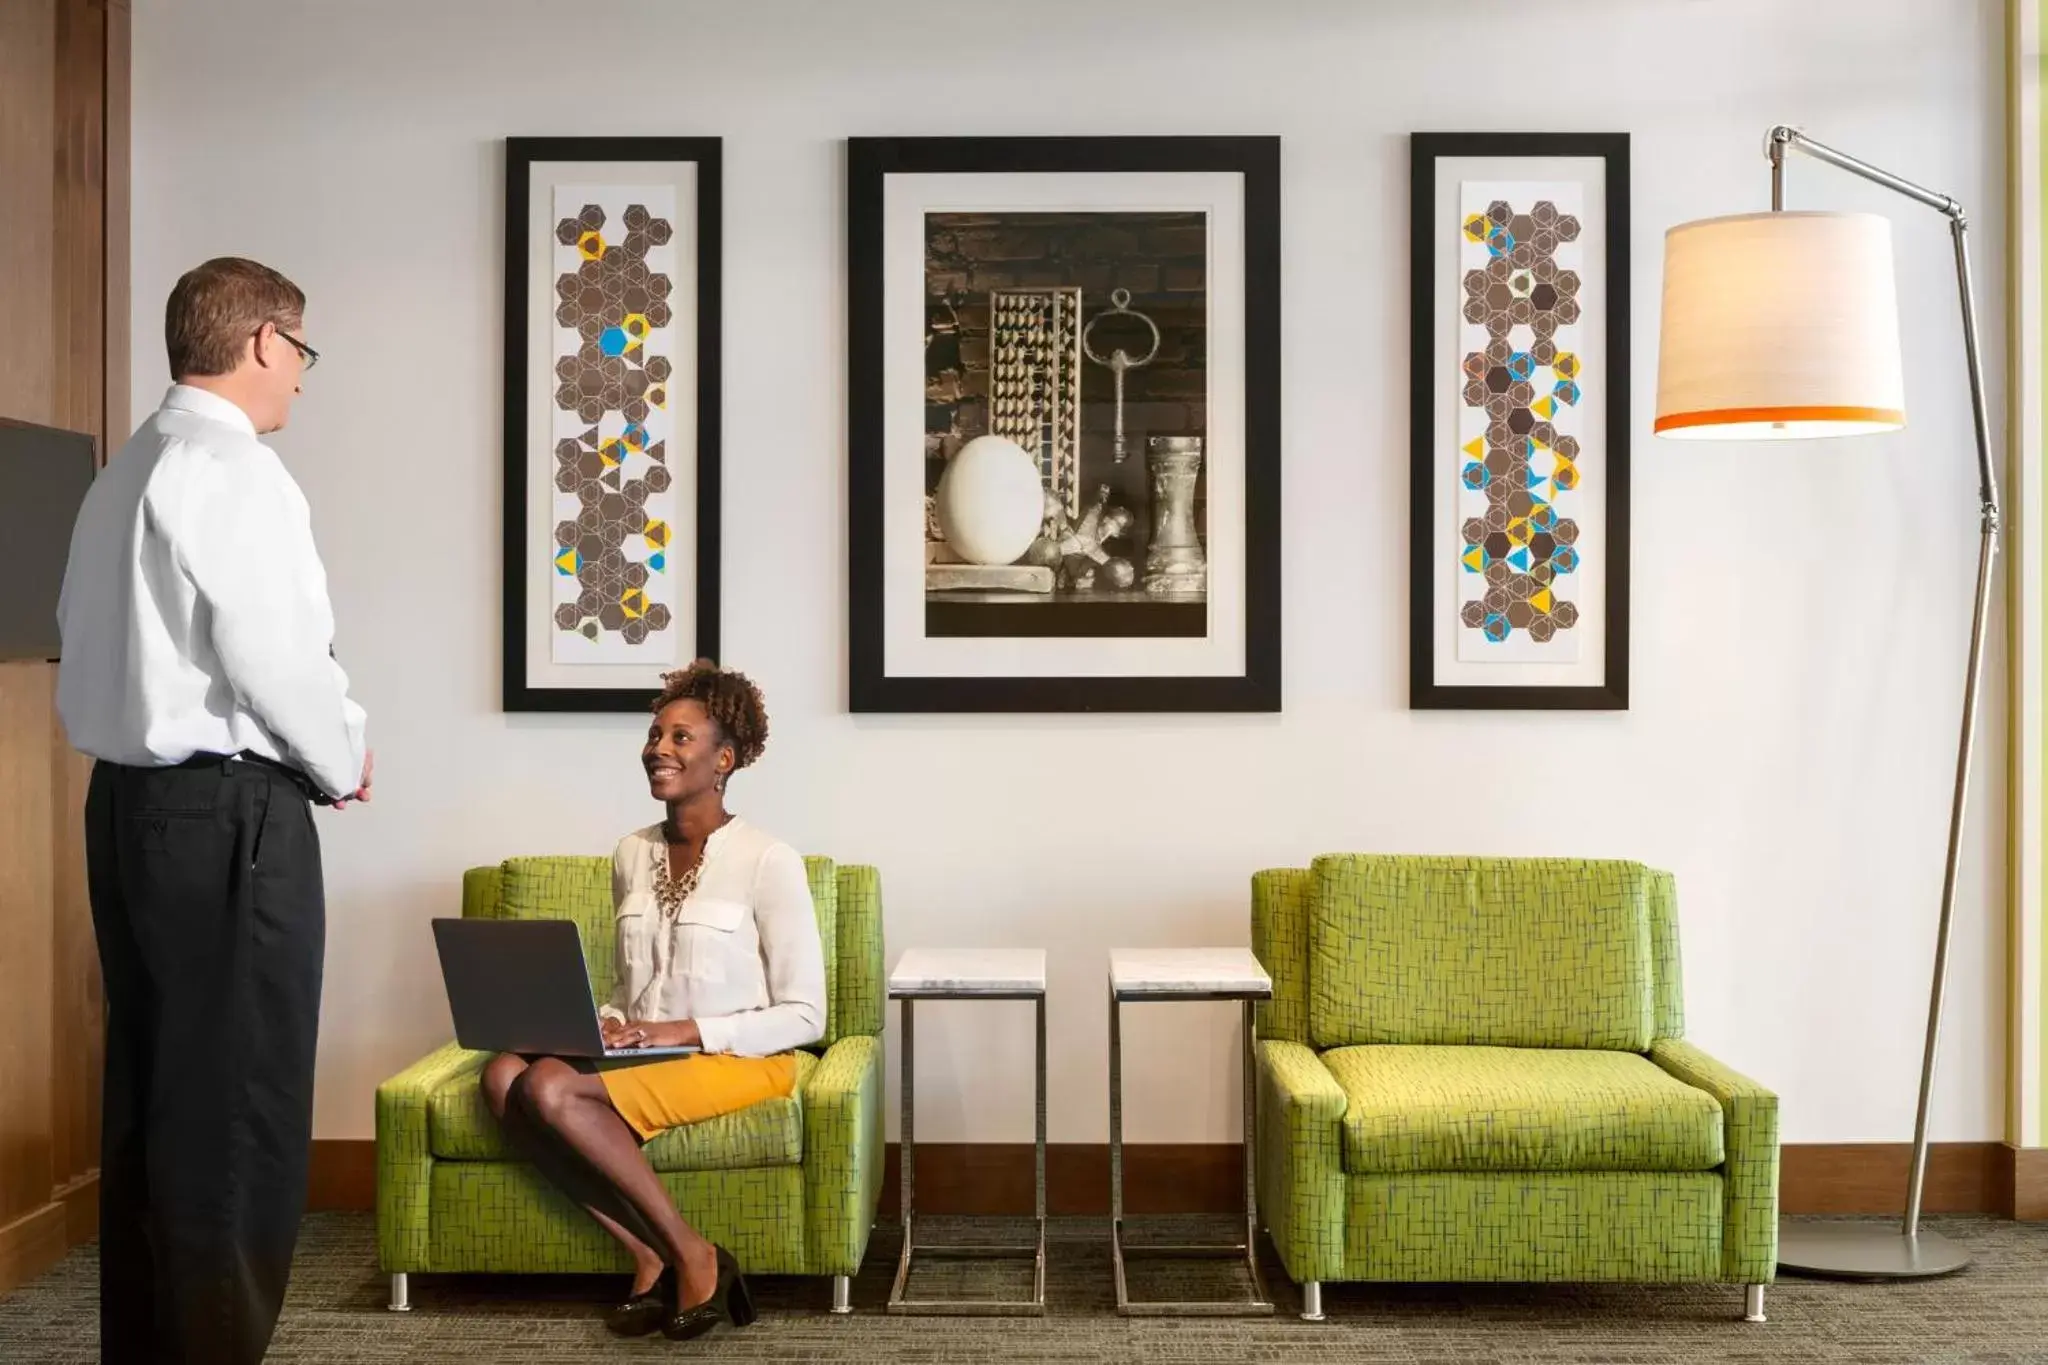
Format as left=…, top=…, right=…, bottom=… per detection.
left=848, top=136, right=1281, bottom=712
left=1409, top=132, right=1630, bottom=710
left=502, top=136, right=721, bottom=712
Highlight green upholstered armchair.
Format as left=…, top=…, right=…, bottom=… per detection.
left=1252, top=856, right=1778, bottom=1323
left=375, top=854, right=885, bottom=1314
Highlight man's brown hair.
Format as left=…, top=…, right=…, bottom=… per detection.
left=165, top=257, right=306, bottom=379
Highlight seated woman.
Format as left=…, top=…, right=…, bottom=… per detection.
left=480, top=661, right=825, bottom=1340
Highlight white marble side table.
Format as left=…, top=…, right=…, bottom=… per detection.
left=1107, top=947, right=1275, bottom=1317
left=886, top=949, right=1047, bottom=1315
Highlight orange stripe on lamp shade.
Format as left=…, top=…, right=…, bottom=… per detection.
left=1654, top=211, right=1906, bottom=441
left=1653, top=404, right=1907, bottom=435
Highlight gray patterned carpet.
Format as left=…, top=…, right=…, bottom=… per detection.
left=4, top=1214, right=2048, bottom=1362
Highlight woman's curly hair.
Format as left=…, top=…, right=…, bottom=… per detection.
left=651, top=659, right=769, bottom=773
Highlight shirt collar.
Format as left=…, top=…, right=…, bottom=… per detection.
left=161, top=384, right=258, bottom=437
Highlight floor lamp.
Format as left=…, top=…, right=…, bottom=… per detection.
left=1654, top=125, right=1998, bottom=1280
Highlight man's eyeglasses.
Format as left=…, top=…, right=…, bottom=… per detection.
left=270, top=326, right=320, bottom=371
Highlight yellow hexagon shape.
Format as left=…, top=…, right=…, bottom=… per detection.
left=621, top=587, right=647, bottom=620
left=578, top=230, right=606, bottom=261
left=644, top=519, right=670, bottom=551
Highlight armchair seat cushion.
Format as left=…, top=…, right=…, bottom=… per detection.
left=1325, top=1045, right=1724, bottom=1175
left=427, top=1050, right=818, bottom=1171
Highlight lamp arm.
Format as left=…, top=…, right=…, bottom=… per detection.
left=1768, top=125, right=1961, bottom=217
left=1766, top=125, right=1999, bottom=525
left=1769, top=124, right=2001, bottom=1242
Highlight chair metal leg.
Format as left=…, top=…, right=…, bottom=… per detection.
left=1744, top=1283, right=1766, bottom=1323
left=832, top=1274, right=853, bottom=1315
left=387, top=1272, right=411, bottom=1312
left=1300, top=1280, right=1325, bottom=1322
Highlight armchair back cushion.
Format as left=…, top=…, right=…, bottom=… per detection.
left=1307, top=855, right=1664, bottom=1052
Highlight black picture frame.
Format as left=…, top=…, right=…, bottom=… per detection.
left=503, top=136, right=722, bottom=713
left=1408, top=132, right=1630, bottom=711
left=848, top=135, right=1282, bottom=713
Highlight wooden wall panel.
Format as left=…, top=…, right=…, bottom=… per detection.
left=0, top=0, right=126, bottom=1294
left=49, top=0, right=110, bottom=1197
left=51, top=744, right=97, bottom=1194
left=0, top=0, right=57, bottom=425
left=104, top=0, right=129, bottom=442
left=0, top=666, right=58, bottom=1233
left=53, top=0, right=106, bottom=440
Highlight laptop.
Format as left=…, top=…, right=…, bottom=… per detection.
left=431, top=918, right=699, bottom=1059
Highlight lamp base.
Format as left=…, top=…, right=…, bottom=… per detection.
left=1776, top=1221, right=1971, bottom=1280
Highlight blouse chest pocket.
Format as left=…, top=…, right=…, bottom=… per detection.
left=672, top=897, right=749, bottom=983
left=614, top=895, right=658, bottom=970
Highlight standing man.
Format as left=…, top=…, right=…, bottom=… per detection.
left=57, top=257, right=370, bottom=1364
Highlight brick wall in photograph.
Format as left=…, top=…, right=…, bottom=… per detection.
left=923, top=211, right=1208, bottom=547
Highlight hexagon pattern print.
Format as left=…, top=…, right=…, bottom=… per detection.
left=1456, top=182, right=1584, bottom=662
left=550, top=187, right=678, bottom=663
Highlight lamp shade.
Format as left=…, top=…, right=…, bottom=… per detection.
left=1655, top=210, right=1905, bottom=439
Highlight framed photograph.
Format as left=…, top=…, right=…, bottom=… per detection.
left=848, top=136, right=1281, bottom=712
left=1409, top=132, right=1629, bottom=710
left=503, top=136, right=721, bottom=712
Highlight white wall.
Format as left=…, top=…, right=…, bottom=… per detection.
left=132, top=0, right=2010, bottom=1145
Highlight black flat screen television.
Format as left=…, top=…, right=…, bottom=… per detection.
left=0, top=418, right=97, bottom=662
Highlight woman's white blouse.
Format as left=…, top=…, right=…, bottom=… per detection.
left=596, top=818, right=827, bottom=1057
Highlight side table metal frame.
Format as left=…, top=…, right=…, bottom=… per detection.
left=1109, top=984, right=1274, bottom=1316
left=887, top=986, right=1047, bottom=1315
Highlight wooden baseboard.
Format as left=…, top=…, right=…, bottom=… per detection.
left=306, top=1137, right=2048, bottom=1220
left=0, top=1172, right=98, bottom=1295
left=306, top=1137, right=376, bottom=1212
left=2013, top=1145, right=2048, bottom=1220
left=56, top=1171, right=96, bottom=1246
left=1780, top=1141, right=2007, bottom=1216
left=8, top=1138, right=2037, bottom=1290
left=0, top=1201, right=69, bottom=1296
left=304, top=1139, right=1241, bottom=1218
left=878, top=1142, right=1241, bottom=1218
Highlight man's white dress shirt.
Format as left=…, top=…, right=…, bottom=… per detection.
left=56, top=385, right=367, bottom=800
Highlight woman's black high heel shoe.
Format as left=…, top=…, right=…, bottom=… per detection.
left=604, top=1266, right=672, bottom=1337
left=662, top=1245, right=756, bottom=1341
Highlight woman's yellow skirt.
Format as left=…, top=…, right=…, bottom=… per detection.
left=598, top=1052, right=799, bottom=1141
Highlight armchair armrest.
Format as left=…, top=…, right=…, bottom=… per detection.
left=1651, top=1038, right=1779, bottom=1283
left=375, top=1040, right=488, bottom=1272
left=1256, top=1039, right=1348, bottom=1284
left=802, top=1034, right=884, bottom=1276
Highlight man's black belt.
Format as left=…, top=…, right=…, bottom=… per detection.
left=172, top=750, right=333, bottom=805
